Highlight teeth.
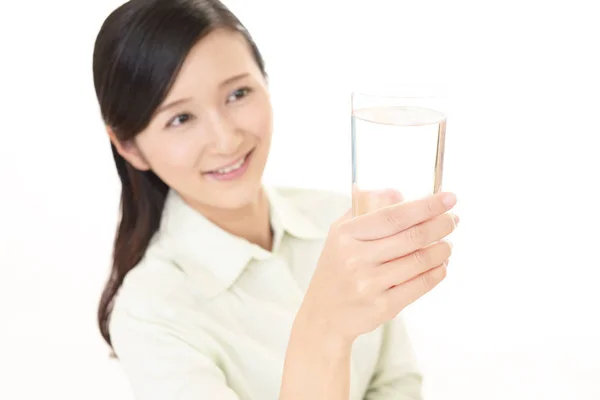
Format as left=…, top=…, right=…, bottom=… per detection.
left=215, top=154, right=247, bottom=174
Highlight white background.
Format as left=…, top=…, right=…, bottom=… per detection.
left=1, top=0, right=599, bottom=399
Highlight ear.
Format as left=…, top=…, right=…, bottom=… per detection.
left=106, top=126, right=151, bottom=171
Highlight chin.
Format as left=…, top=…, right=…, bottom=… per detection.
left=221, top=188, right=262, bottom=210
left=197, top=174, right=265, bottom=211
left=179, top=184, right=260, bottom=214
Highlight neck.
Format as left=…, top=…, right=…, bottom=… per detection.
left=185, top=188, right=273, bottom=251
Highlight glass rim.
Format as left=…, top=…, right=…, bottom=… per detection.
left=350, top=84, right=447, bottom=99
left=351, top=91, right=442, bottom=100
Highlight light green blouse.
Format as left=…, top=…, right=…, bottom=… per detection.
left=109, top=186, right=423, bottom=400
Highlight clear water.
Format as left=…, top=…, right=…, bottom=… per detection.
left=351, top=106, right=446, bottom=216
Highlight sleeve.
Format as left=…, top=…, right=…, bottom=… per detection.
left=109, top=308, right=243, bottom=400
left=363, top=315, right=424, bottom=400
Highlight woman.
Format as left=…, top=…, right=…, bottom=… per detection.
left=93, top=0, right=459, bottom=399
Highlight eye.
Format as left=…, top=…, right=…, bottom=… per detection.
left=167, top=113, right=193, bottom=128
left=226, top=87, right=252, bottom=103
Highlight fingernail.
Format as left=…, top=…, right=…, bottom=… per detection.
left=453, top=214, right=460, bottom=225
left=442, top=192, right=457, bottom=208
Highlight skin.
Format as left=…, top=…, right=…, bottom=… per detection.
left=282, top=193, right=458, bottom=399
left=107, top=28, right=459, bottom=400
left=109, top=28, right=274, bottom=250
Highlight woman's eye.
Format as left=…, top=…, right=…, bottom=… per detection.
left=227, top=87, right=252, bottom=103
left=167, top=113, right=192, bottom=128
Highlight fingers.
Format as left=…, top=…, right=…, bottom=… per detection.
left=371, top=212, right=458, bottom=263
left=373, top=240, right=452, bottom=290
left=352, top=187, right=405, bottom=217
left=366, top=189, right=405, bottom=206
left=343, top=192, right=457, bottom=241
left=379, top=262, right=448, bottom=318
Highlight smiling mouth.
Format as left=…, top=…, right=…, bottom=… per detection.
left=203, top=148, right=254, bottom=175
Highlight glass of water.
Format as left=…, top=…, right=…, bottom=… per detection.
left=351, top=89, right=447, bottom=216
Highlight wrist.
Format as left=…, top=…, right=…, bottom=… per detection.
left=280, top=307, right=354, bottom=400
left=291, top=307, right=355, bottom=356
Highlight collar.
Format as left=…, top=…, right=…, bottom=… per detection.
left=156, top=186, right=326, bottom=298
left=264, top=186, right=326, bottom=242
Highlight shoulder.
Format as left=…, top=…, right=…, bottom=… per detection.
left=108, top=250, right=202, bottom=338
left=107, top=256, right=225, bottom=390
left=271, top=185, right=351, bottom=227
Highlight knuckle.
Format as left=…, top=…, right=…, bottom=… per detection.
left=345, top=255, right=362, bottom=272
left=384, top=208, right=405, bottom=229
left=426, top=196, right=437, bottom=215
left=407, top=224, right=425, bottom=246
left=412, top=248, right=430, bottom=268
left=419, top=272, right=433, bottom=290
left=354, top=277, right=373, bottom=298
left=421, top=265, right=447, bottom=290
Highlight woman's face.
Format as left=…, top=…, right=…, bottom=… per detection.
left=114, top=29, right=272, bottom=211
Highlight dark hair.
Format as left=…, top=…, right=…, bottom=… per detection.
left=93, top=0, right=266, bottom=348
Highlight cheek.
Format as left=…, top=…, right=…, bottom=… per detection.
left=141, top=135, right=200, bottom=172
left=233, top=96, right=273, bottom=141
left=168, top=142, right=198, bottom=165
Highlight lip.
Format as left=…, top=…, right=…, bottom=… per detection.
left=202, top=148, right=254, bottom=174
left=201, top=147, right=255, bottom=182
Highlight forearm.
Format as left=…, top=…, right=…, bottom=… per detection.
left=279, top=310, right=354, bottom=400
left=364, top=318, right=423, bottom=400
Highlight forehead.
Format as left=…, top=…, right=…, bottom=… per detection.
left=169, top=29, right=259, bottom=93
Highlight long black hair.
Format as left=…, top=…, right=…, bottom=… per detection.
left=92, top=0, right=266, bottom=348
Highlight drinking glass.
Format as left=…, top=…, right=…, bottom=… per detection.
left=351, top=89, right=447, bottom=216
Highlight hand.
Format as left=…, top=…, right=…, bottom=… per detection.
left=297, top=190, right=458, bottom=343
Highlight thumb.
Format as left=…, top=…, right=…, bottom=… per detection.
left=338, top=207, right=354, bottom=222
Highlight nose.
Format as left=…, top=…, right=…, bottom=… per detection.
left=205, top=109, right=243, bottom=154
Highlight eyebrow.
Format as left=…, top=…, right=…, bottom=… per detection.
left=155, top=73, right=251, bottom=116
left=219, top=72, right=250, bottom=87
left=155, top=97, right=192, bottom=115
